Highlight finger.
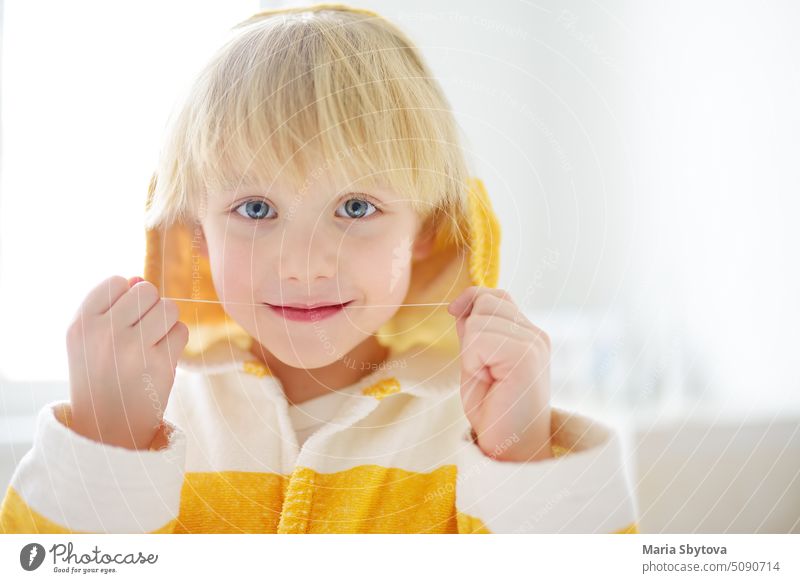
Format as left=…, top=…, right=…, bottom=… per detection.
left=80, top=275, right=130, bottom=316
left=448, top=286, right=515, bottom=318
left=459, top=327, right=508, bottom=387
left=109, top=280, right=162, bottom=328
left=447, top=285, right=482, bottom=319
left=154, top=320, right=189, bottom=368
left=464, top=314, right=539, bottom=343
left=135, top=298, right=180, bottom=346
left=470, top=291, right=517, bottom=320
left=461, top=331, right=536, bottom=383
left=449, top=286, right=487, bottom=343
left=449, top=287, right=516, bottom=340
left=471, top=292, right=539, bottom=333
left=449, top=287, right=477, bottom=341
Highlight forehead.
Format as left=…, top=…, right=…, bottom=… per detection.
left=216, top=167, right=399, bottom=200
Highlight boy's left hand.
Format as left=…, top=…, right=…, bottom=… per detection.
left=448, top=286, right=553, bottom=462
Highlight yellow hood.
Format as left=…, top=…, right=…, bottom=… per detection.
left=142, top=175, right=500, bottom=364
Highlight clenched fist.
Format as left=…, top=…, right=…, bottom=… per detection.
left=448, top=286, right=553, bottom=462
left=65, top=275, right=189, bottom=450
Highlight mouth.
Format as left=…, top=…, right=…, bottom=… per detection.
left=266, top=300, right=354, bottom=322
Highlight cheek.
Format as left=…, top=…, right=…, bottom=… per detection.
left=206, top=236, right=260, bottom=299
left=353, top=233, right=414, bottom=301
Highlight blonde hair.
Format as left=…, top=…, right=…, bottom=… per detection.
left=144, top=3, right=471, bottom=248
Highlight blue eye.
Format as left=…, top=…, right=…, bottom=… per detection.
left=234, top=200, right=274, bottom=220
left=336, top=197, right=379, bottom=219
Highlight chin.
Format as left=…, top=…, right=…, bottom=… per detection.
left=266, top=341, right=350, bottom=370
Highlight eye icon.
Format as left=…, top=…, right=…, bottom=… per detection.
left=20, top=543, right=46, bottom=571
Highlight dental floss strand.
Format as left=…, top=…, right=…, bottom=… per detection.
left=160, top=297, right=450, bottom=308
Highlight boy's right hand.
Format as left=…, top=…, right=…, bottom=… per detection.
left=66, top=275, right=189, bottom=450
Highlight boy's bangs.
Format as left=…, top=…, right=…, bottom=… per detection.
left=192, top=46, right=436, bottom=215
left=199, top=114, right=417, bottom=208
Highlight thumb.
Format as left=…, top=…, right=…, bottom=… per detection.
left=448, top=288, right=477, bottom=341
left=447, top=291, right=471, bottom=318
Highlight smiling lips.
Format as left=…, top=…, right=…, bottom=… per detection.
left=267, top=301, right=353, bottom=322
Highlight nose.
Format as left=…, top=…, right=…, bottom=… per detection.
left=278, top=220, right=338, bottom=283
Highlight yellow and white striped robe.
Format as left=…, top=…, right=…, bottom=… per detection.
left=0, top=343, right=639, bottom=534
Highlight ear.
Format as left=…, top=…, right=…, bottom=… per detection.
left=412, top=215, right=437, bottom=262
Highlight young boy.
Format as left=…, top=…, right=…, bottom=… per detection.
left=0, top=3, right=639, bottom=534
